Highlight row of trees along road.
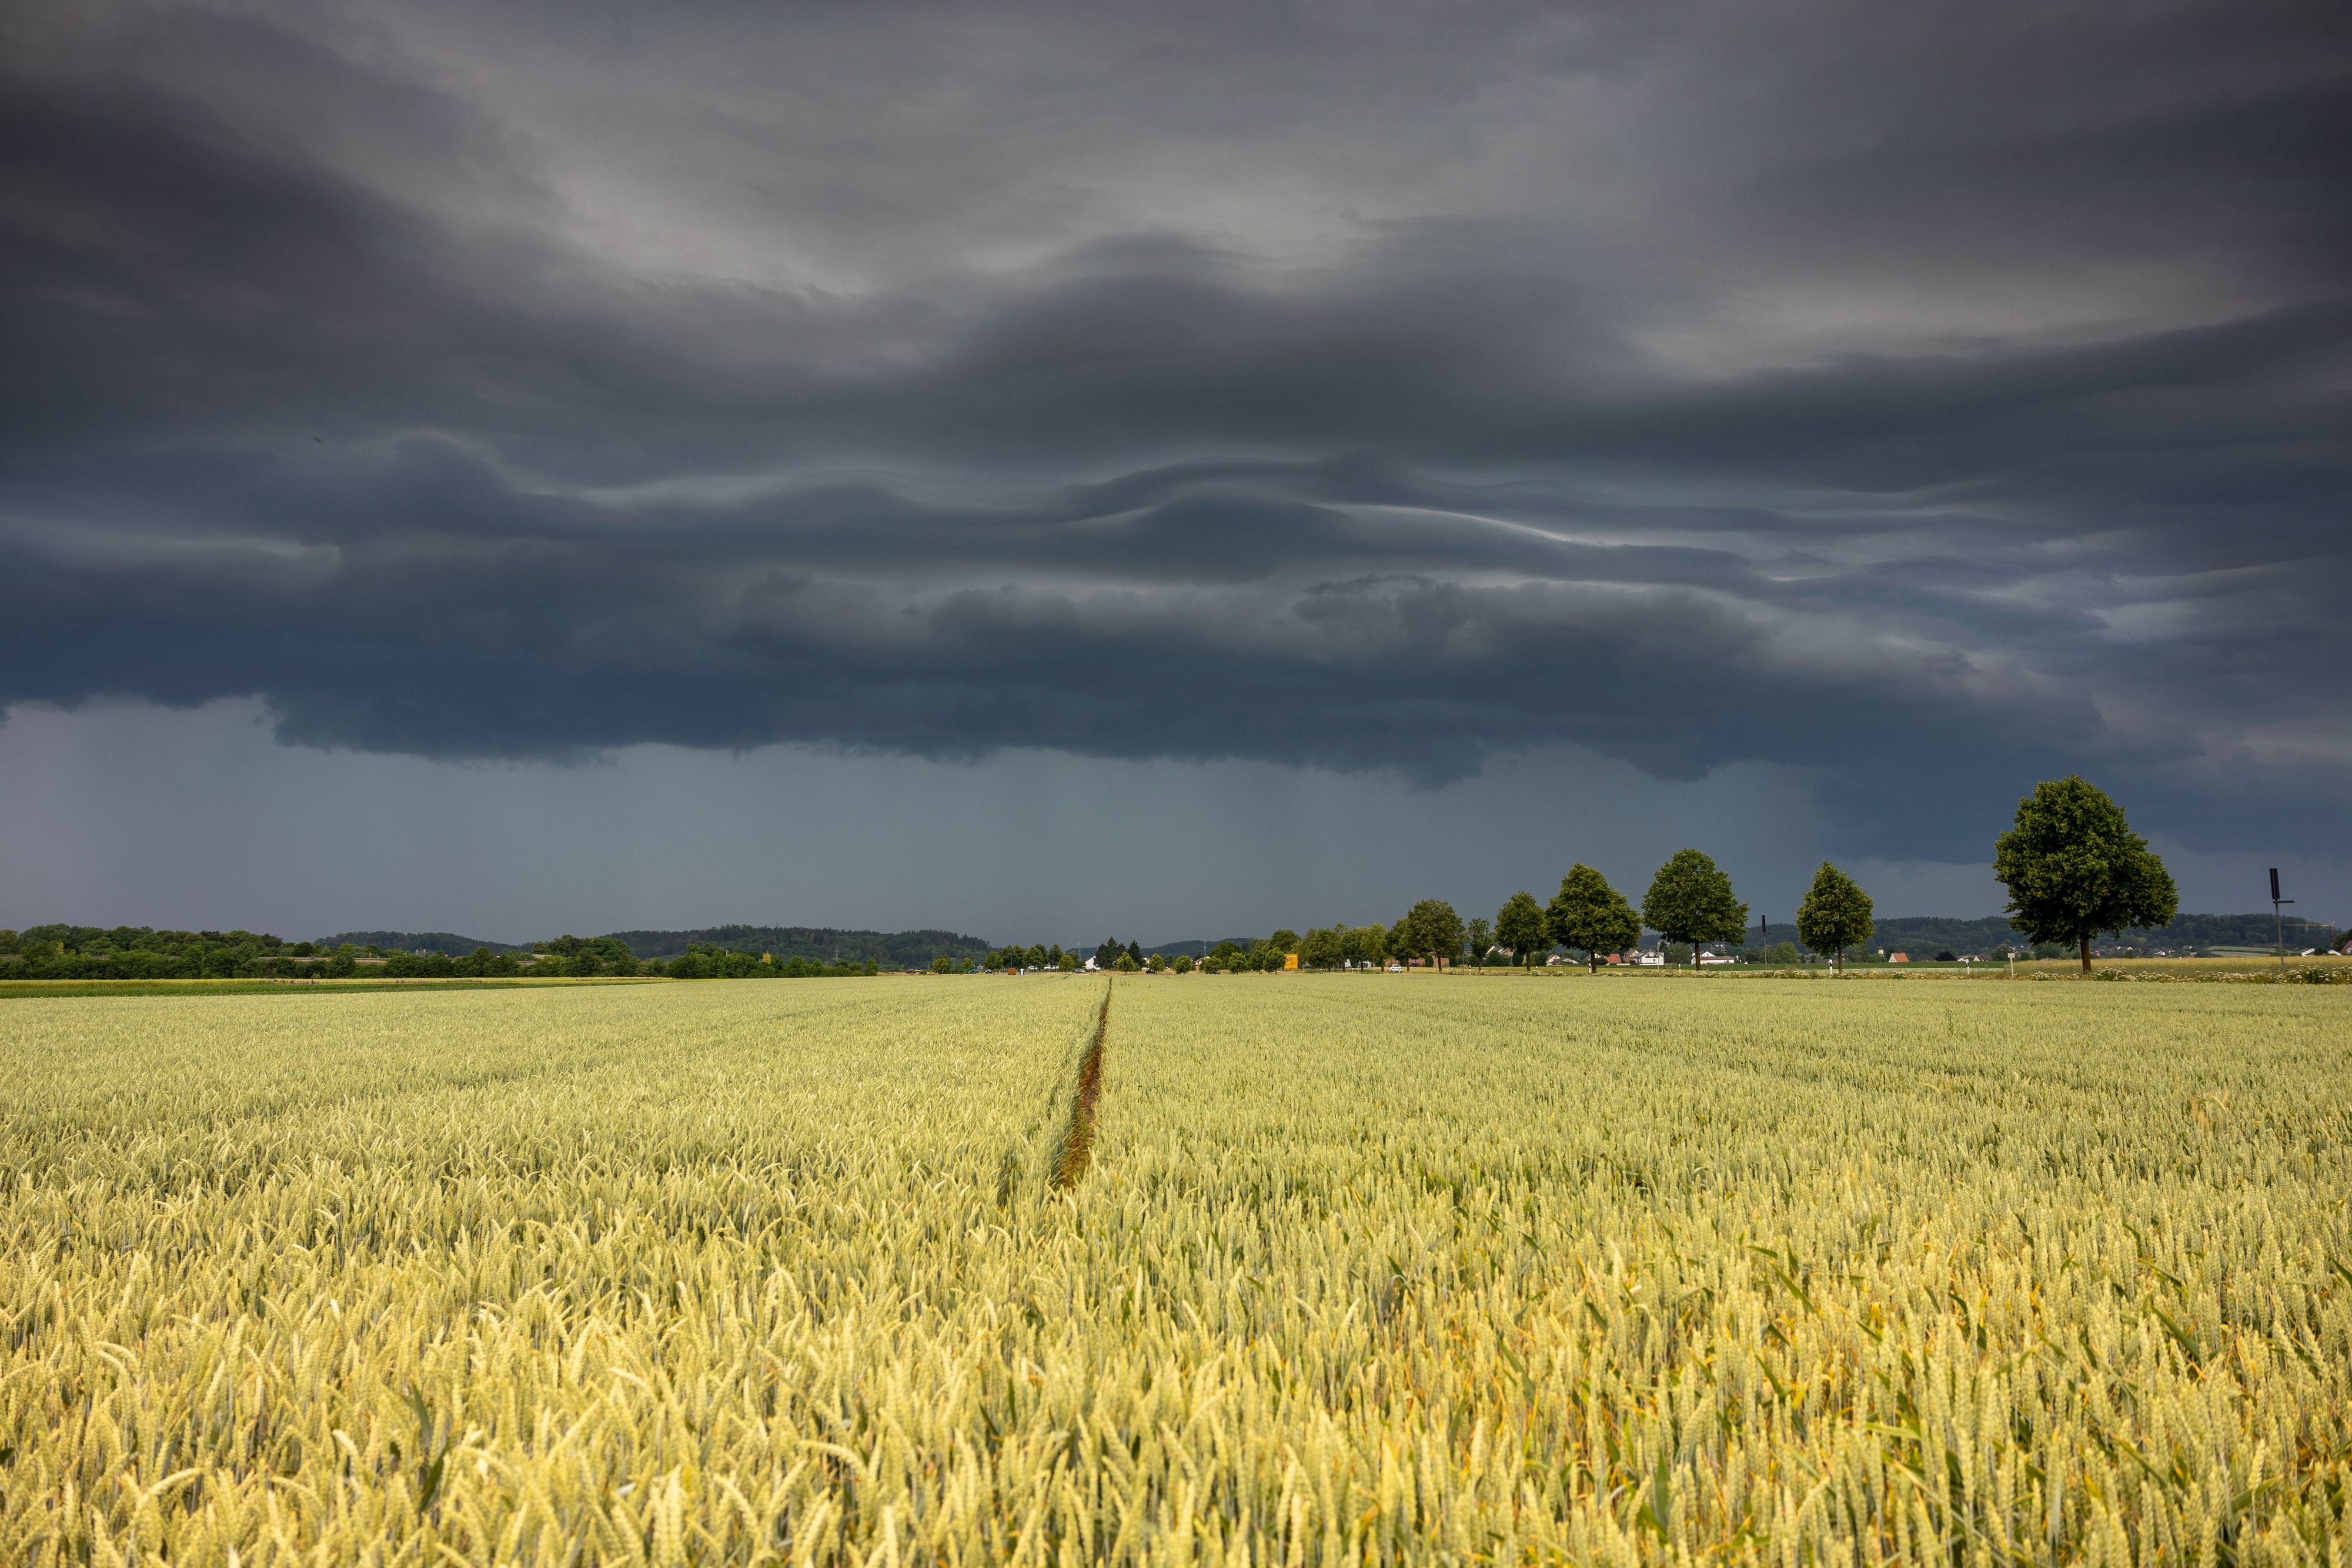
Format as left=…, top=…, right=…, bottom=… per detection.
left=1526, top=854, right=1871, bottom=974
left=938, top=776, right=2176, bottom=979
left=1402, top=774, right=2177, bottom=977
left=1495, top=852, right=1755, bottom=973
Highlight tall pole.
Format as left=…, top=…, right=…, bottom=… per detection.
left=2271, top=868, right=2293, bottom=978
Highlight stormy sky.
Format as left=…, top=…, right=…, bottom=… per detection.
left=4, top=0, right=2347, bottom=942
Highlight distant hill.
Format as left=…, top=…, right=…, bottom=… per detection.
left=1141, top=937, right=1261, bottom=957
left=320, top=930, right=526, bottom=955
left=289, top=911, right=2343, bottom=966
left=1746, top=912, right=2339, bottom=955
left=2126, top=911, right=2341, bottom=951
left=1853, top=916, right=2023, bottom=955
left=599, top=925, right=992, bottom=966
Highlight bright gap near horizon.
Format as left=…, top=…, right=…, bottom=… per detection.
left=2, top=698, right=2333, bottom=945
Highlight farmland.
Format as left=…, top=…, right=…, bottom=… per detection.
left=3, top=977, right=2348, bottom=1564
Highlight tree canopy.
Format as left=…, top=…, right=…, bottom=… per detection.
left=1341, top=924, right=1391, bottom=969
left=1794, top=862, right=1874, bottom=972
left=1399, top=900, right=1465, bottom=968
left=1993, top=775, right=2179, bottom=972
left=1494, top=891, right=1548, bottom=968
left=1641, top=850, right=1749, bottom=969
left=1545, top=865, right=1642, bottom=972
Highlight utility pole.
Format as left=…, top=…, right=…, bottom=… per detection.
left=2271, top=868, right=2293, bottom=978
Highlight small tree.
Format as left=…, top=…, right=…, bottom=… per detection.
left=1546, top=864, right=1641, bottom=972
left=1642, top=850, right=1749, bottom=970
left=1993, top=775, right=2178, bottom=974
left=1172, top=953, right=1194, bottom=973
left=1402, top=899, right=1464, bottom=969
left=1795, top=861, right=1874, bottom=974
left=1115, top=952, right=1141, bottom=973
left=1495, top=891, right=1547, bottom=970
left=1465, top=917, right=1493, bottom=971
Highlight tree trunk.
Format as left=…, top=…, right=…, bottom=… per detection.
left=2079, top=935, right=2092, bottom=975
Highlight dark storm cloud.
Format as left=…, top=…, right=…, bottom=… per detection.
left=3, top=0, right=2348, bottom=860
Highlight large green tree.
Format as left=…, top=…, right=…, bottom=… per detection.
left=1494, top=890, right=1548, bottom=969
left=1546, top=864, right=1641, bottom=973
left=1642, top=850, right=1749, bottom=970
left=1401, top=898, right=1465, bottom=969
left=1794, top=862, right=1874, bottom=974
left=1993, top=775, right=2178, bottom=973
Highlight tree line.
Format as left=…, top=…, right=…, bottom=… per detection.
left=957, top=775, right=2187, bottom=978
left=1, top=777, right=2213, bottom=984
left=0, top=928, right=883, bottom=981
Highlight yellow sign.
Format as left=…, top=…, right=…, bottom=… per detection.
left=1284, top=952, right=1299, bottom=970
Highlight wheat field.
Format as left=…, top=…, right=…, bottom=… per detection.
left=2, top=975, right=2347, bottom=1564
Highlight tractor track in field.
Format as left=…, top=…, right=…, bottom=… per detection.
left=1050, top=982, right=1110, bottom=1191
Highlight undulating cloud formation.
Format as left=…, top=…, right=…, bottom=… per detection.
left=3, top=0, right=2347, bottom=927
